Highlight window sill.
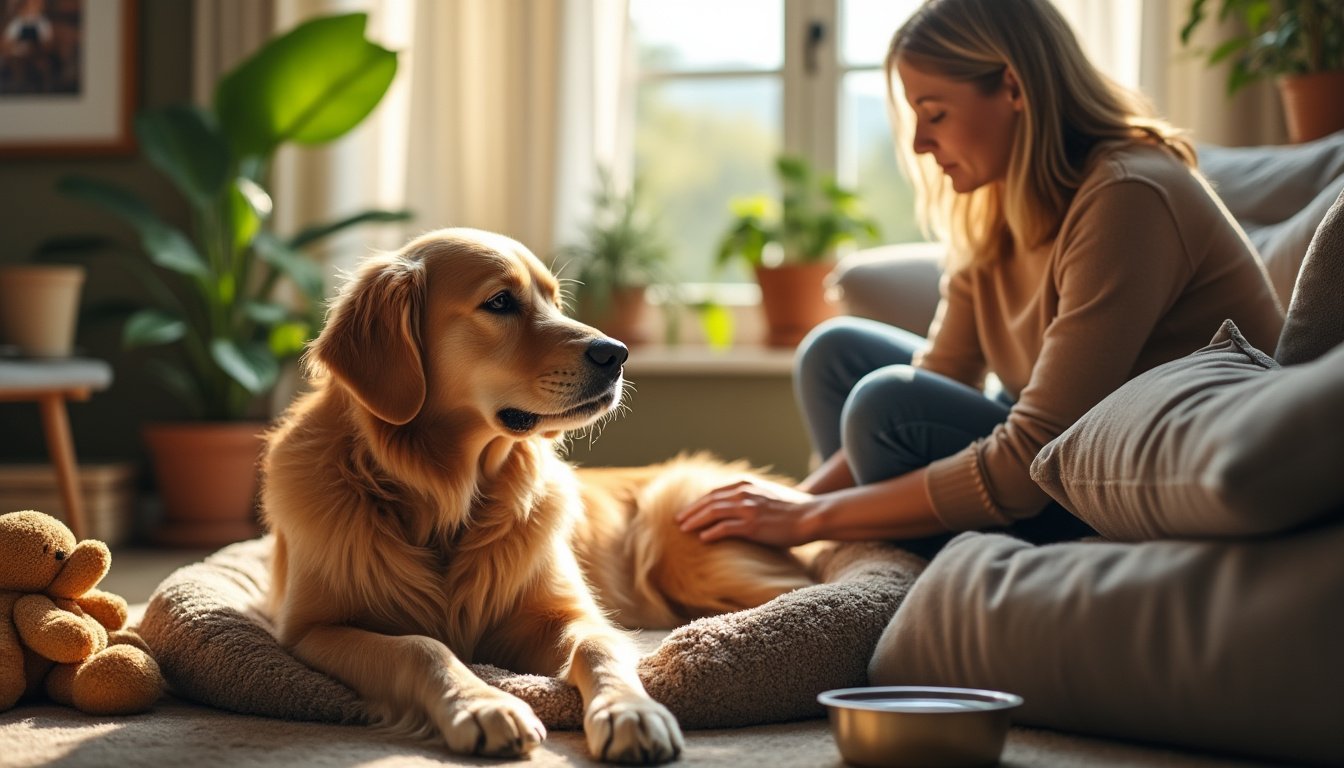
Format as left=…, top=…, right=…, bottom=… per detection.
left=624, top=343, right=795, bottom=376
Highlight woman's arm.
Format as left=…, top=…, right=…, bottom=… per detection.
left=676, top=467, right=944, bottom=546
left=796, top=450, right=853, bottom=494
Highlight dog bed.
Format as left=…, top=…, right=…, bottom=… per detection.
left=137, top=536, right=924, bottom=729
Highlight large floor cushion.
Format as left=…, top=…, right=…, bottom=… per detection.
left=137, top=537, right=924, bottom=730
left=867, top=526, right=1344, bottom=766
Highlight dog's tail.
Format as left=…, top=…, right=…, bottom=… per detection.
left=620, top=454, right=816, bottom=627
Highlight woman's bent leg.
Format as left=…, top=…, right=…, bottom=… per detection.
left=841, top=365, right=1091, bottom=552
left=794, top=317, right=928, bottom=459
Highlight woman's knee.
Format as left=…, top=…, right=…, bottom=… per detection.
left=794, top=317, right=918, bottom=390
left=841, top=365, right=922, bottom=429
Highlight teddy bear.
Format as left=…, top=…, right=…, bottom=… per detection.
left=0, top=509, right=163, bottom=715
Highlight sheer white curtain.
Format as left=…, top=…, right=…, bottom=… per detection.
left=553, top=0, right=633, bottom=250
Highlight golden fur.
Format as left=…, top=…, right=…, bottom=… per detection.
left=261, top=228, right=812, bottom=763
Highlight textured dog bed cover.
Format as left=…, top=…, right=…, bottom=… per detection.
left=137, top=537, right=923, bottom=729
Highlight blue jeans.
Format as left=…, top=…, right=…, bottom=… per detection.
left=794, top=317, right=1091, bottom=555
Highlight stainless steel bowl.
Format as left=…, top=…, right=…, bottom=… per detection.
left=818, top=686, right=1024, bottom=768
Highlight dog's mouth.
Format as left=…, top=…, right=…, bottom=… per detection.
left=497, top=387, right=619, bottom=434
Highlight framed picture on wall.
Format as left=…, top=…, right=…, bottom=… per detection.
left=0, top=0, right=136, bottom=157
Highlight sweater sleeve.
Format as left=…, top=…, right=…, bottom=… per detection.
left=925, top=179, right=1196, bottom=530
left=914, top=266, right=987, bottom=389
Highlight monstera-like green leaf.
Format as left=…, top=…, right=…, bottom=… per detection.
left=215, top=13, right=398, bottom=160
left=135, top=106, right=230, bottom=209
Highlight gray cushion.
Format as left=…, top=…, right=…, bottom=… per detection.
left=1276, top=185, right=1344, bottom=365
left=868, top=526, right=1344, bottom=766
left=1030, top=320, right=1344, bottom=540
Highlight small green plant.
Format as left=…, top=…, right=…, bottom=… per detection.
left=555, top=166, right=675, bottom=318
left=716, top=154, right=880, bottom=270
left=1181, top=0, right=1344, bottom=95
left=56, top=14, right=409, bottom=421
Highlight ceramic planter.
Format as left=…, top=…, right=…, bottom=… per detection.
left=0, top=265, right=85, bottom=357
left=755, top=261, right=839, bottom=347
left=143, top=421, right=266, bottom=548
left=1278, top=71, right=1344, bottom=144
left=578, top=285, right=651, bottom=346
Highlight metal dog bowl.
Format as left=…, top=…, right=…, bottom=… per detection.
left=818, top=686, right=1023, bottom=768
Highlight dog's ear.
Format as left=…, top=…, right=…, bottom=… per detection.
left=309, top=255, right=427, bottom=425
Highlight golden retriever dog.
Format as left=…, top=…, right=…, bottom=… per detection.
left=261, top=228, right=814, bottom=763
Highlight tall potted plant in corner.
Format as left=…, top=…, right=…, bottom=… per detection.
left=716, top=154, right=880, bottom=347
left=1181, top=0, right=1344, bottom=142
left=58, top=14, right=408, bottom=547
left=554, top=167, right=675, bottom=345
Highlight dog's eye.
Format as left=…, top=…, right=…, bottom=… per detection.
left=482, top=291, right=517, bottom=314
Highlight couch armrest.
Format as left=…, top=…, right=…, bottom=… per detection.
left=829, top=242, right=944, bottom=335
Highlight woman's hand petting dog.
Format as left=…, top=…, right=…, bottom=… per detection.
left=676, top=476, right=823, bottom=547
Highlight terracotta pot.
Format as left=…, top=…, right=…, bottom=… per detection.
left=755, top=261, right=839, bottom=347
left=1278, top=71, right=1344, bottom=144
left=578, top=285, right=651, bottom=345
left=143, top=422, right=266, bottom=548
left=0, top=265, right=85, bottom=357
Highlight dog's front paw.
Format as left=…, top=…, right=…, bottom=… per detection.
left=585, top=694, right=684, bottom=764
left=433, top=687, right=547, bottom=758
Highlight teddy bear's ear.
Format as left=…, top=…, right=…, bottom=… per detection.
left=47, top=541, right=111, bottom=599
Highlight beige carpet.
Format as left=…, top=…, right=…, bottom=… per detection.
left=0, top=699, right=1277, bottom=767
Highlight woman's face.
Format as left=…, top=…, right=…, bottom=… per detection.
left=896, top=57, right=1022, bottom=193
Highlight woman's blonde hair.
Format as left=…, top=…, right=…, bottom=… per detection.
left=886, top=0, right=1195, bottom=270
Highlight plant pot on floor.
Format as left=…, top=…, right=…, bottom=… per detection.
left=143, top=422, right=266, bottom=548
left=755, top=261, right=839, bottom=348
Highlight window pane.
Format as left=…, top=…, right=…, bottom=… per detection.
left=840, top=70, right=922, bottom=245
left=840, top=0, right=924, bottom=67
left=635, top=77, right=782, bottom=283
left=631, top=0, right=782, bottom=72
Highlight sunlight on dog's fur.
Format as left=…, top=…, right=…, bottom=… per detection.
left=260, top=228, right=814, bottom=763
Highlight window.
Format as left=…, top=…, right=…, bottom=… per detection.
left=629, top=0, right=923, bottom=285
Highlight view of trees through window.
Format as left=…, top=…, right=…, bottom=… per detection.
left=630, top=0, right=922, bottom=285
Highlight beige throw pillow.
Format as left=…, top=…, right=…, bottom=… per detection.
left=868, top=528, right=1344, bottom=766
left=1030, top=320, right=1344, bottom=541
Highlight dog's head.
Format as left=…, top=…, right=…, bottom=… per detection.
left=308, top=228, right=627, bottom=438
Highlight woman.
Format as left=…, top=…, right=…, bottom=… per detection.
left=678, top=0, right=1284, bottom=554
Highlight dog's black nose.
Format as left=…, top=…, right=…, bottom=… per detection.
left=586, top=338, right=629, bottom=368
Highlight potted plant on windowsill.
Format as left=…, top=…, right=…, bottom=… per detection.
left=1181, top=0, right=1344, bottom=142
left=56, top=14, right=409, bottom=548
left=555, top=167, right=676, bottom=346
left=716, top=154, right=880, bottom=347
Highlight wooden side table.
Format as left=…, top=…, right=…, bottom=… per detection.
left=0, top=357, right=113, bottom=540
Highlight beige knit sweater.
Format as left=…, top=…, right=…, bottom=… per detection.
left=917, top=143, right=1285, bottom=530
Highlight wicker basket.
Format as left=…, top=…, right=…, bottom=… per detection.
left=0, top=463, right=139, bottom=547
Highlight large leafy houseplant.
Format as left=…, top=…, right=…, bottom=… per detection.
left=59, top=13, right=408, bottom=422
left=716, top=154, right=879, bottom=347
left=1181, top=0, right=1344, bottom=141
left=554, top=167, right=676, bottom=344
